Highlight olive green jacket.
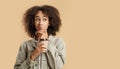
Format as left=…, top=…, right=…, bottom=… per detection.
left=14, top=35, right=66, bottom=69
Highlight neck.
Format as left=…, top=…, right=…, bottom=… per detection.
left=35, top=31, right=49, bottom=41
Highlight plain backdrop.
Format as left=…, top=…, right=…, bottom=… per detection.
left=0, top=0, right=120, bottom=69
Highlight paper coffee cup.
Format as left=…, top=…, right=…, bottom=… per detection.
left=41, top=41, right=48, bottom=51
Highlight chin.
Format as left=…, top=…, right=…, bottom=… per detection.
left=37, top=30, right=44, bottom=33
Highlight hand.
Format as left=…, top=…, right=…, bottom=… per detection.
left=30, top=42, right=47, bottom=61
left=36, top=42, right=47, bottom=53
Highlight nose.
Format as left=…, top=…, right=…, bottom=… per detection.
left=38, top=20, right=43, bottom=25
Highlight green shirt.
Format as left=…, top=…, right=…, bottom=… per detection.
left=14, top=35, right=66, bottom=69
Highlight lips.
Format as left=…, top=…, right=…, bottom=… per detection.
left=37, top=26, right=44, bottom=31
left=38, top=26, right=43, bottom=29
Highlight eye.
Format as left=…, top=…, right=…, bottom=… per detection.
left=35, top=18, right=40, bottom=22
left=43, top=17, right=48, bottom=22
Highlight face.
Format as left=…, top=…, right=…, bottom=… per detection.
left=34, top=11, right=49, bottom=34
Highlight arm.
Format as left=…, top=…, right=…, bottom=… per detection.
left=46, top=38, right=66, bottom=69
left=14, top=42, right=35, bottom=69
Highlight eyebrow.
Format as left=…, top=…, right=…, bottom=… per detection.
left=35, top=15, right=48, bottom=18
left=35, top=16, right=39, bottom=18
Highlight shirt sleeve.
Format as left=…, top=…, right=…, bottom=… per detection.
left=14, top=42, right=35, bottom=69
left=46, top=38, right=66, bottom=69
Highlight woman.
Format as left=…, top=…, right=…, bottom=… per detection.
left=14, top=5, right=66, bottom=69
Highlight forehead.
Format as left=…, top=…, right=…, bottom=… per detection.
left=35, top=11, right=48, bottom=17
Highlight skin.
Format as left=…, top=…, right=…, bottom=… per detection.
left=30, top=11, right=49, bottom=61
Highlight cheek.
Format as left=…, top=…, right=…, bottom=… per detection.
left=45, top=24, right=49, bottom=29
left=34, top=23, right=38, bottom=29
left=45, top=22, right=49, bottom=28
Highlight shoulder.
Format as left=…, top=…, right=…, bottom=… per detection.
left=19, top=39, right=33, bottom=49
left=50, top=35, right=64, bottom=43
left=50, top=35, right=65, bottom=48
left=20, top=39, right=32, bottom=45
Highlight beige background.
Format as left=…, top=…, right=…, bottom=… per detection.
left=0, top=0, right=120, bottom=69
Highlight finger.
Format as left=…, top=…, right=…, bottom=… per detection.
left=41, top=46, right=47, bottom=49
left=37, top=44, right=44, bottom=48
left=38, top=43, right=44, bottom=46
left=40, top=45, right=46, bottom=47
left=37, top=45, right=46, bottom=49
left=36, top=48, right=46, bottom=53
left=37, top=46, right=46, bottom=51
left=41, top=48, right=47, bottom=52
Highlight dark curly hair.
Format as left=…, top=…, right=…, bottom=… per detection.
left=22, top=5, right=62, bottom=38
